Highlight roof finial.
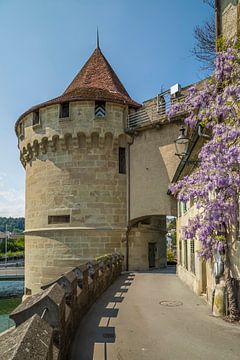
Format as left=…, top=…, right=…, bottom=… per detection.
left=97, top=26, right=100, bottom=49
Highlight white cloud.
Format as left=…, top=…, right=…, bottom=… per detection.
left=0, top=173, right=24, bottom=217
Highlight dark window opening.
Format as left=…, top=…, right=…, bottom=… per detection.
left=184, top=240, right=188, bottom=270
left=190, top=240, right=195, bottom=274
left=48, top=215, right=70, bottom=224
left=95, top=101, right=106, bottom=117
left=182, top=202, right=187, bottom=213
left=60, top=102, right=69, bottom=118
left=19, top=122, right=24, bottom=137
left=119, top=147, right=126, bottom=174
left=179, top=240, right=182, bottom=265
left=33, top=111, right=40, bottom=126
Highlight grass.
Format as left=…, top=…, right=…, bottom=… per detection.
left=0, top=297, right=21, bottom=315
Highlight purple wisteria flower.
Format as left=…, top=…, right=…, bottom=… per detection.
left=168, top=43, right=240, bottom=260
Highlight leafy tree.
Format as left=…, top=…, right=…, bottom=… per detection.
left=0, top=217, right=25, bottom=233
left=169, top=39, right=240, bottom=321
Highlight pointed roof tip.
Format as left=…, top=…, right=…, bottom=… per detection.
left=15, top=40, right=141, bottom=127
left=62, top=46, right=141, bottom=108
left=97, top=27, right=100, bottom=49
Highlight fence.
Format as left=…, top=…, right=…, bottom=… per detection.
left=127, top=92, right=185, bottom=129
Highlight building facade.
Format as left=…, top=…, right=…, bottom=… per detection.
left=172, top=0, right=240, bottom=311
left=216, top=0, right=240, bottom=40
left=16, top=44, right=183, bottom=294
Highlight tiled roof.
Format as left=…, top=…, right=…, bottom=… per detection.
left=15, top=47, right=141, bottom=131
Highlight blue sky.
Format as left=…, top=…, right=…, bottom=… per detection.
left=0, top=0, right=213, bottom=217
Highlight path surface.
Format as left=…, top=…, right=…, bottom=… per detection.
left=70, top=268, right=240, bottom=360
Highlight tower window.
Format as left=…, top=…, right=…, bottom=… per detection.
left=33, top=111, right=40, bottom=126
left=119, top=147, right=126, bottom=174
left=95, top=101, right=106, bottom=117
left=60, top=102, right=69, bottom=118
left=19, top=122, right=24, bottom=138
left=48, top=215, right=70, bottom=224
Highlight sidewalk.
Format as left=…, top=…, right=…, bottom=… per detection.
left=70, top=269, right=240, bottom=360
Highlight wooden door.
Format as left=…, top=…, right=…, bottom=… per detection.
left=148, top=243, right=156, bottom=268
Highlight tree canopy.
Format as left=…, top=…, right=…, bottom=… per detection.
left=0, top=217, right=25, bottom=233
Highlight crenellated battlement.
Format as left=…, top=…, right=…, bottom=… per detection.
left=20, top=130, right=130, bottom=167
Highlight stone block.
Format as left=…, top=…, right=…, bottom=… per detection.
left=10, top=283, right=65, bottom=330
left=41, top=271, right=77, bottom=309
left=0, top=314, right=53, bottom=360
left=72, top=264, right=89, bottom=290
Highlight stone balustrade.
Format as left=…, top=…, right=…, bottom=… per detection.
left=0, top=253, right=123, bottom=360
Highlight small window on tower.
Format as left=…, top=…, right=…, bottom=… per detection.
left=19, top=122, right=24, bottom=139
left=60, top=102, right=69, bottom=118
left=119, top=147, right=126, bottom=174
left=48, top=215, right=70, bottom=224
left=95, top=101, right=106, bottom=117
left=33, top=111, right=40, bottom=126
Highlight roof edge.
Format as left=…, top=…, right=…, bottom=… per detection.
left=15, top=95, right=141, bottom=135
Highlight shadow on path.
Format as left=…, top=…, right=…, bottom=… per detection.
left=136, top=265, right=176, bottom=275
left=70, top=273, right=135, bottom=360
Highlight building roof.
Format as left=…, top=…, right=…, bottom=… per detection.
left=15, top=47, right=141, bottom=132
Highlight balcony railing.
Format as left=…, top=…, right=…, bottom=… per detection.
left=127, top=91, right=185, bottom=129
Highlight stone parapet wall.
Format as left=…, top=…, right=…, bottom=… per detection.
left=0, top=253, right=123, bottom=360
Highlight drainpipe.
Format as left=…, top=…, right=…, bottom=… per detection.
left=215, top=0, right=221, bottom=42
left=126, top=135, right=134, bottom=271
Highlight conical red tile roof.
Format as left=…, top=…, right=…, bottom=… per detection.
left=16, top=47, right=140, bottom=130
left=63, top=47, right=138, bottom=105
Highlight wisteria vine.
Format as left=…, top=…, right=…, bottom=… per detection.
left=169, top=40, right=240, bottom=260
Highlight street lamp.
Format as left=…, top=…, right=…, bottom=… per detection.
left=174, top=126, right=189, bottom=158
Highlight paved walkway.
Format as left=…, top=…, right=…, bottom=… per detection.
left=70, top=268, right=240, bottom=360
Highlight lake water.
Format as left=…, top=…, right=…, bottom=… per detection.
left=0, top=281, right=24, bottom=333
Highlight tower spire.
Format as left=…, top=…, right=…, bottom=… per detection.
left=97, top=27, right=100, bottom=49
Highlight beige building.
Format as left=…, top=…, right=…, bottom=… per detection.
left=173, top=131, right=240, bottom=311
left=172, top=0, right=240, bottom=311
left=216, top=0, right=240, bottom=40
left=16, top=41, right=185, bottom=294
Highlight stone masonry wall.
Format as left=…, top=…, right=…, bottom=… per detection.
left=17, top=101, right=128, bottom=294
left=220, top=0, right=240, bottom=40
left=128, top=222, right=167, bottom=271
left=0, top=253, right=123, bottom=360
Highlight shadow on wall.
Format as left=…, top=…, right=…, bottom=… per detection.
left=70, top=273, right=135, bottom=360
left=129, top=124, right=180, bottom=220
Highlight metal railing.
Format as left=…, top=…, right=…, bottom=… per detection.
left=127, top=91, right=185, bottom=129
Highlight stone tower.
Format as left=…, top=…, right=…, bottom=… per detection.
left=16, top=45, right=140, bottom=295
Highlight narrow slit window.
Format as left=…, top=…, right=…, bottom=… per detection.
left=119, top=147, right=126, bottom=174
left=48, top=215, right=70, bottom=224
left=184, top=240, right=188, bottom=270
left=190, top=240, right=195, bottom=274
left=95, top=101, right=106, bottom=117
left=179, top=240, right=182, bottom=265
left=33, top=111, right=40, bottom=126
left=60, top=102, right=69, bottom=118
left=19, top=122, right=24, bottom=138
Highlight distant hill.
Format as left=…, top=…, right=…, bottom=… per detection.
left=0, top=217, right=25, bottom=233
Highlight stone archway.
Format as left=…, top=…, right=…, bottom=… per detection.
left=128, top=215, right=167, bottom=271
